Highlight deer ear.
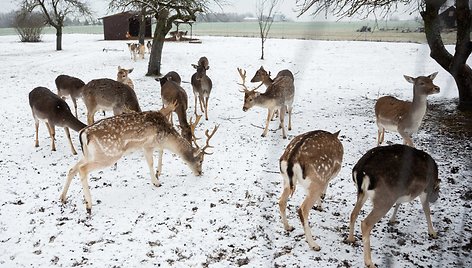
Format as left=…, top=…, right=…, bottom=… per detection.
left=404, top=75, right=415, bottom=84
left=118, top=66, right=121, bottom=70
left=192, top=64, right=198, bottom=69
left=206, top=65, right=210, bottom=70
left=428, top=72, right=438, bottom=80
left=128, top=68, right=134, bottom=73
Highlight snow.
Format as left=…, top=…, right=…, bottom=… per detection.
left=0, top=34, right=470, bottom=267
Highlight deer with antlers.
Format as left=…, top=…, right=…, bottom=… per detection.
left=238, top=68, right=294, bottom=139
left=60, top=104, right=218, bottom=214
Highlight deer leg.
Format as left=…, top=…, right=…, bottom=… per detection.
left=377, top=128, right=384, bottom=146
left=60, top=159, right=83, bottom=203
left=271, top=109, right=278, bottom=121
left=72, top=98, right=78, bottom=118
left=278, top=175, right=294, bottom=232
left=420, top=193, right=437, bottom=238
left=361, top=202, right=394, bottom=268
left=87, top=111, right=96, bottom=125
left=45, top=122, right=56, bottom=151
left=297, top=183, right=323, bottom=251
left=198, top=96, right=204, bottom=113
left=314, top=183, right=329, bottom=211
left=261, top=109, right=274, bottom=137
left=204, top=96, right=209, bottom=120
left=287, top=105, right=293, bottom=131
left=346, top=191, right=368, bottom=243
left=389, top=204, right=401, bottom=224
left=156, top=149, right=164, bottom=178
left=64, top=127, right=77, bottom=155
left=279, top=106, right=287, bottom=139
left=34, top=119, right=40, bottom=147
left=143, top=148, right=160, bottom=187
left=194, top=94, right=198, bottom=116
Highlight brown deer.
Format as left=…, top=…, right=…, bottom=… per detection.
left=59, top=107, right=218, bottom=214
left=191, top=56, right=213, bottom=120
left=55, top=74, right=85, bottom=117
left=157, top=71, right=192, bottom=142
left=117, top=66, right=134, bottom=90
left=126, top=43, right=138, bottom=61
left=250, top=66, right=294, bottom=120
left=375, top=72, right=440, bottom=147
left=82, top=78, right=141, bottom=125
left=146, top=40, right=152, bottom=54
left=346, top=144, right=440, bottom=268
left=29, top=87, right=87, bottom=155
left=279, top=130, right=343, bottom=251
left=238, top=68, right=294, bottom=139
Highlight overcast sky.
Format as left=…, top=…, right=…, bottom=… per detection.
left=1, top=0, right=416, bottom=21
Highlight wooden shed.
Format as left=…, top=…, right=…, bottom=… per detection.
left=439, top=6, right=457, bottom=29
left=101, top=12, right=152, bottom=40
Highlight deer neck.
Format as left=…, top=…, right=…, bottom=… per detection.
left=263, top=76, right=273, bottom=87
left=407, top=91, right=428, bottom=122
left=255, top=92, right=278, bottom=109
left=64, top=113, right=87, bottom=132
left=164, top=135, right=196, bottom=165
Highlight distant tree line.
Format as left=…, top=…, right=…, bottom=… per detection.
left=0, top=11, right=101, bottom=28
left=196, top=12, right=257, bottom=22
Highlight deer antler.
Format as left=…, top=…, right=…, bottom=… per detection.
left=198, top=125, right=219, bottom=155
left=159, top=100, right=178, bottom=118
left=237, top=68, right=263, bottom=92
left=189, top=115, right=202, bottom=146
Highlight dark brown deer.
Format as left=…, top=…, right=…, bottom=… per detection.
left=346, top=144, right=440, bottom=267
left=55, top=74, right=85, bottom=117
left=29, top=87, right=87, bottom=155
left=191, top=56, right=213, bottom=120
left=279, top=130, right=343, bottom=250
left=375, top=72, right=440, bottom=147
left=238, top=68, right=294, bottom=139
left=60, top=107, right=218, bottom=214
left=81, top=78, right=141, bottom=125
left=157, top=71, right=192, bottom=142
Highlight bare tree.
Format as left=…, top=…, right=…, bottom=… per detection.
left=296, top=0, right=472, bottom=111
left=13, top=10, right=46, bottom=42
left=20, top=0, right=92, bottom=51
left=109, top=0, right=223, bottom=76
left=257, top=0, right=281, bottom=60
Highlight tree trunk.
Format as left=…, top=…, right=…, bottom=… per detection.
left=261, top=39, right=265, bottom=60
left=147, top=9, right=171, bottom=76
left=138, top=12, right=146, bottom=45
left=55, top=26, right=62, bottom=51
left=422, top=0, right=472, bottom=111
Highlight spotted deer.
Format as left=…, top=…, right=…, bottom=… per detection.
left=60, top=106, right=218, bottom=214
left=375, top=72, right=440, bottom=147
left=346, top=144, right=440, bottom=268
left=82, top=78, right=141, bottom=125
left=117, top=66, right=134, bottom=90
left=55, top=74, right=85, bottom=118
left=126, top=43, right=138, bottom=61
left=250, top=66, right=294, bottom=120
left=157, top=71, right=192, bottom=142
left=191, top=56, right=213, bottom=120
left=279, top=130, right=343, bottom=250
left=29, top=87, right=87, bottom=155
left=238, top=68, right=294, bottom=139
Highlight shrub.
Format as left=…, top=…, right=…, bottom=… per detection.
left=14, top=11, right=46, bottom=42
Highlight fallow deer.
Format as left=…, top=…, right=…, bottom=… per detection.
left=375, top=72, right=440, bottom=147
left=59, top=107, right=218, bottom=214
left=250, top=66, right=294, bottom=120
left=117, top=66, right=135, bottom=90
left=126, top=43, right=138, bottom=61
left=191, top=56, right=213, bottom=120
left=146, top=40, right=152, bottom=54
left=29, top=87, right=87, bottom=155
left=55, top=74, right=85, bottom=118
left=81, top=78, right=141, bottom=125
left=238, top=68, right=294, bottom=139
left=279, top=130, right=343, bottom=250
left=346, top=144, right=440, bottom=268
left=157, top=71, right=192, bottom=142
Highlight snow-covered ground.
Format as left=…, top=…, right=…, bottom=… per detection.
left=0, top=34, right=470, bottom=267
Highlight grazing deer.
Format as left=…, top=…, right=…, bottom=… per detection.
left=279, top=130, right=343, bottom=250
left=82, top=78, right=141, bottom=125
left=59, top=107, right=218, bottom=214
left=346, top=144, right=440, bottom=268
left=250, top=66, right=294, bottom=120
left=117, top=66, right=135, bottom=90
left=191, top=57, right=213, bottom=120
left=238, top=68, right=294, bottom=139
left=29, top=87, right=87, bottom=155
left=157, top=71, right=192, bottom=142
left=55, top=74, right=85, bottom=118
left=375, top=72, right=440, bottom=147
